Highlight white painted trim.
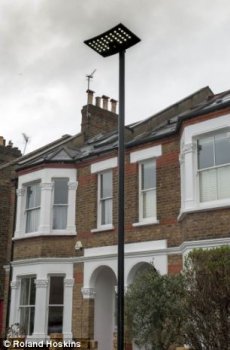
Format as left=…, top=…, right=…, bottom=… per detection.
left=91, top=157, right=117, bottom=173
left=132, top=219, right=159, bottom=227
left=91, top=225, right=114, bottom=233
left=9, top=261, right=74, bottom=341
left=130, top=145, right=162, bottom=163
left=14, top=168, right=77, bottom=239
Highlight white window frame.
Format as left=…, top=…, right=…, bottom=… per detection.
left=47, top=275, right=65, bottom=335
left=91, top=157, right=117, bottom=232
left=19, top=276, right=36, bottom=336
left=130, top=145, right=162, bottom=226
left=97, top=170, right=113, bottom=228
left=9, top=261, right=74, bottom=341
left=14, top=168, right=77, bottom=239
left=25, top=182, right=41, bottom=233
left=138, top=159, right=157, bottom=223
left=179, top=113, right=230, bottom=219
left=52, top=178, right=69, bottom=230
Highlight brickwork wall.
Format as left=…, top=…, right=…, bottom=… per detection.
left=0, top=142, right=21, bottom=337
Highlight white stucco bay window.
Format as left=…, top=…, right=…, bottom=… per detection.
left=91, top=157, right=117, bottom=232
left=14, top=168, right=77, bottom=239
left=9, top=260, right=74, bottom=340
left=130, top=145, right=162, bottom=226
left=179, top=114, right=230, bottom=217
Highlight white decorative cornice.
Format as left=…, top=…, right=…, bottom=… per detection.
left=16, top=188, right=25, bottom=196
left=64, top=278, right=75, bottom=287
left=35, top=279, right=48, bottom=288
left=81, top=287, right=96, bottom=299
left=40, top=182, right=53, bottom=191
left=68, top=181, right=78, bottom=190
left=11, top=280, right=20, bottom=289
left=181, top=142, right=197, bottom=155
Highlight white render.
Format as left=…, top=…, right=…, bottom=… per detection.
left=82, top=239, right=168, bottom=294
left=14, top=168, right=77, bottom=239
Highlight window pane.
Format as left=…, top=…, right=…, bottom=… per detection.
left=54, top=179, right=68, bottom=204
left=198, top=137, right=214, bottom=169
left=142, top=189, right=156, bottom=218
left=53, top=206, right=67, bottom=229
left=20, top=277, right=35, bottom=305
left=49, top=276, right=64, bottom=305
left=26, top=183, right=41, bottom=209
left=20, top=307, right=35, bottom=335
left=215, top=133, right=230, bottom=166
left=200, top=169, right=217, bottom=202
left=101, top=171, right=112, bottom=198
left=48, top=306, right=63, bottom=334
left=217, top=165, right=230, bottom=199
left=141, top=161, right=156, bottom=190
left=26, top=208, right=40, bottom=233
left=101, top=198, right=112, bottom=225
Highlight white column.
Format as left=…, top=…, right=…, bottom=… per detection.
left=39, top=183, right=53, bottom=234
left=66, top=181, right=78, bottom=233
left=14, top=188, right=25, bottom=237
left=33, top=279, right=48, bottom=341
left=63, top=278, right=74, bottom=340
left=182, top=142, right=197, bottom=210
left=9, top=280, right=20, bottom=326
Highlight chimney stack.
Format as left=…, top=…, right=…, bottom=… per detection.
left=102, top=95, right=109, bottom=110
left=87, top=89, right=94, bottom=105
left=110, top=99, right=117, bottom=114
left=0, top=136, right=5, bottom=146
left=95, top=96, right=101, bottom=108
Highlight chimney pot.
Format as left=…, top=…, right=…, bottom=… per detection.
left=110, top=99, right=118, bottom=114
left=102, top=95, right=109, bottom=110
left=86, top=89, right=94, bottom=105
left=95, top=96, right=101, bottom=108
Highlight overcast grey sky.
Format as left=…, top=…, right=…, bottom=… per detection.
left=1, top=0, right=230, bottom=153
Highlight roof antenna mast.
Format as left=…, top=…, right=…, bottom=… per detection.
left=86, top=69, right=96, bottom=92
left=22, top=132, right=29, bottom=155
left=86, top=69, right=96, bottom=118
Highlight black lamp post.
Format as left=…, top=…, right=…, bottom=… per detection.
left=84, top=23, right=140, bottom=350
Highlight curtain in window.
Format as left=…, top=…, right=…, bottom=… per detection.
left=19, top=277, right=36, bottom=335
left=101, top=198, right=112, bottom=225
left=143, top=189, right=156, bottom=218
left=200, top=165, right=230, bottom=202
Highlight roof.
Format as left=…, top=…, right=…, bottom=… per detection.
left=4, top=86, right=230, bottom=172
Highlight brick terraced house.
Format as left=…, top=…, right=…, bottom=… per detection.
left=0, top=138, right=21, bottom=335
left=1, top=87, right=230, bottom=350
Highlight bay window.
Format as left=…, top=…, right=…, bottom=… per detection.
left=198, top=132, right=230, bottom=202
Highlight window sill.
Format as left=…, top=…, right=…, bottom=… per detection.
left=132, top=219, right=159, bottom=227
left=91, top=225, right=114, bottom=233
left=178, top=200, right=230, bottom=221
left=13, top=231, right=77, bottom=241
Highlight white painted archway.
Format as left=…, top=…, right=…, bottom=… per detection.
left=90, top=266, right=117, bottom=350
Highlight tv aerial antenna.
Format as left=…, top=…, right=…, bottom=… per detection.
left=86, top=69, right=96, bottom=91
left=22, top=132, right=30, bottom=155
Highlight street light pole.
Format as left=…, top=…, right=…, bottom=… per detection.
left=118, top=49, right=125, bottom=350
left=84, top=24, right=140, bottom=350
